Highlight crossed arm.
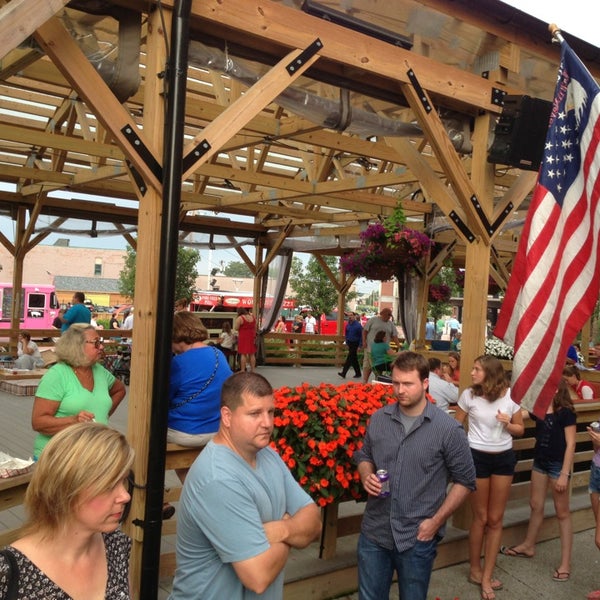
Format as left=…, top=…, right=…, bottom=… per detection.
left=232, top=503, right=321, bottom=594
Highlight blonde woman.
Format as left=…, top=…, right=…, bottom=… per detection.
left=0, top=422, right=134, bottom=599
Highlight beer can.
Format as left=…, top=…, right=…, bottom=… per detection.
left=591, top=421, right=600, bottom=433
left=376, top=469, right=390, bottom=497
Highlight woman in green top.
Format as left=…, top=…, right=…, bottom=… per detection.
left=370, top=330, right=397, bottom=373
left=32, top=323, right=127, bottom=458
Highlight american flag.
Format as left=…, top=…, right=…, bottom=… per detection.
left=494, top=40, right=600, bottom=418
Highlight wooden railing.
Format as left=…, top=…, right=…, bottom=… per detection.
left=262, top=332, right=346, bottom=367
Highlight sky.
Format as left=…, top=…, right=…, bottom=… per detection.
left=502, top=0, right=598, bottom=46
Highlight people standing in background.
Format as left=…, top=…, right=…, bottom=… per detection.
left=60, top=292, right=91, bottom=332
left=454, top=355, right=524, bottom=600
left=500, top=379, right=575, bottom=583
left=304, top=310, right=317, bottom=334
left=361, top=308, right=399, bottom=383
left=234, top=307, right=257, bottom=373
left=109, top=313, right=120, bottom=330
left=425, top=318, right=435, bottom=341
left=273, top=315, right=287, bottom=333
left=447, top=315, right=461, bottom=341
left=563, top=365, right=595, bottom=401
left=122, top=308, right=134, bottom=331
left=436, top=317, right=445, bottom=339
left=52, top=308, right=65, bottom=330
left=338, top=312, right=362, bottom=379
left=14, top=332, right=44, bottom=370
left=215, top=321, right=236, bottom=368
left=427, top=357, right=458, bottom=412
left=354, top=352, right=475, bottom=600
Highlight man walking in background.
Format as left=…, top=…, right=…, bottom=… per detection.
left=339, top=312, right=363, bottom=379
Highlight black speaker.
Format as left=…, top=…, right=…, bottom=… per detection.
left=487, top=95, right=552, bottom=171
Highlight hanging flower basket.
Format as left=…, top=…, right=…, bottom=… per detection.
left=271, top=381, right=397, bottom=507
left=340, top=221, right=432, bottom=281
left=428, top=282, right=452, bottom=303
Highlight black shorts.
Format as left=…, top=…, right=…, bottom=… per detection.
left=471, top=448, right=516, bottom=478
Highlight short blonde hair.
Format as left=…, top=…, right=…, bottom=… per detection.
left=55, top=323, right=97, bottom=367
left=24, top=423, right=134, bottom=536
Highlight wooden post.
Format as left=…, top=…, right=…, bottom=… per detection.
left=319, top=502, right=339, bottom=559
left=122, top=9, right=169, bottom=599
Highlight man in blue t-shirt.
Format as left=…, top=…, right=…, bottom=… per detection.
left=61, top=292, right=91, bottom=332
left=170, top=372, right=321, bottom=600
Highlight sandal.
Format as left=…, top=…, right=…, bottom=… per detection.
left=468, top=576, right=503, bottom=590
left=586, top=591, right=600, bottom=600
left=481, top=589, right=496, bottom=600
left=552, top=569, right=570, bottom=582
left=499, top=544, right=534, bottom=558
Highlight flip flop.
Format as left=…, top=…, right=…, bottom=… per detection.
left=481, top=589, right=496, bottom=600
left=499, top=544, right=533, bottom=558
left=468, top=576, right=503, bottom=590
left=586, top=591, right=600, bottom=600
left=552, top=569, right=570, bottom=582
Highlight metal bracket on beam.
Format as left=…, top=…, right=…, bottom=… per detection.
left=286, top=38, right=323, bottom=75
left=120, top=125, right=162, bottom=182
left=491, top=87, right=506, bottom=107
left=470, top=194, right=492, bottom=234
left=489, top=201, right=514, bottom=235
left=182, top=140, right=212, bottom=174
left=406, top=69, right=432, bottom=113
left=449, top=211, right=475, bottom=243
left=126, top=160, right=147, bottom=196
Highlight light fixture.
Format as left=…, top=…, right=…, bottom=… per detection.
left=208, top=234, right=216, bottom=250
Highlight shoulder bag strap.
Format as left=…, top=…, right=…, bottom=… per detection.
left=0, top=548, right=19, bottom=600
left=170, top=347, right=220, bottom=410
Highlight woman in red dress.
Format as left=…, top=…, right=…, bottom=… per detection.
left=234, top=307, right=257, bottom=372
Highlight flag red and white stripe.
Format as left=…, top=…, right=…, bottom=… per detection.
left=494, top=40, right=600, bottom=418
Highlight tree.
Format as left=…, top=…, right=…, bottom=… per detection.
left=289, top=255, right=346, bottom=317
left=119, top=244, right=200, bottom=302
left=222, top=261, right=253, bottom=278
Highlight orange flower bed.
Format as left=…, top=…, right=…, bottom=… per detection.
left=271, top=381, right=397, bottom=507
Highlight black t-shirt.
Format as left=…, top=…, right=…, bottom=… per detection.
left=530, top=407, right=577, bottom=462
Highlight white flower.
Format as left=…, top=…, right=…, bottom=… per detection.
left=485, top=336, right=514, bottom=360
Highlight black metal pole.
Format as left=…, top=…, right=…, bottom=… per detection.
left=140, top=1, right=191, bottom=597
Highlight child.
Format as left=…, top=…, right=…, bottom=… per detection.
left=215, top=321, right=235, bottom=367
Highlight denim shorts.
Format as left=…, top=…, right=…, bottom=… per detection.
left=532, top=457, right=563, bottom=480
left=589, top=462, right=600, bottom=494
left=471, top=448, right=516, bottom=478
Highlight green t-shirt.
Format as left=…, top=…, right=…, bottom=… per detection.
left=34, top=362, right=116, bottom=458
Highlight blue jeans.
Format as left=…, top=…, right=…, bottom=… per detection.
left=357, top=533, right=439, bottom=600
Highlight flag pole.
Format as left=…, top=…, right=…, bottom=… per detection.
left=549, top=23, right=565, bottom=44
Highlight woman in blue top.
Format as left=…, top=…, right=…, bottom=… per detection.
left=500, top=379, right=576, bottom=583
left=168, top=311, right=232, bottom=448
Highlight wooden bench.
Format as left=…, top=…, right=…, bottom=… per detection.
left=160, top=442, right=206, bottom=577
left=0, top=471, right=33, bottom=546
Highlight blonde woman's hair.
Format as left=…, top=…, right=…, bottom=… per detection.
left=54, top=323, right=97, bottom=367
left=23, top=422, right=134, bottom=537
left=470, top=354, right=507, bottom=401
